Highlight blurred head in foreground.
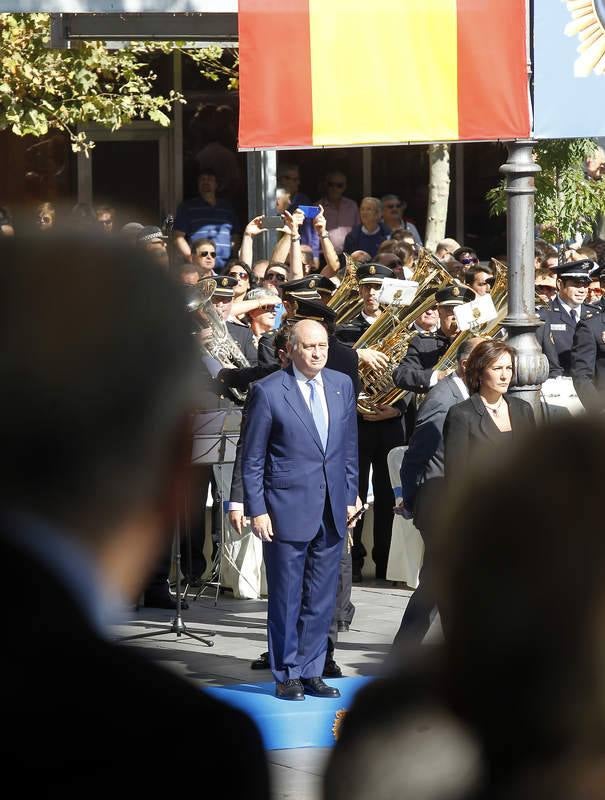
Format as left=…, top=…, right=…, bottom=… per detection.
left=0, top=234, right=200, bottom=601
left=435, top=416, right=605, bottom=779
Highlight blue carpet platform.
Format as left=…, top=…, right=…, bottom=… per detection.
left=205, top=677, right=372, bottom=749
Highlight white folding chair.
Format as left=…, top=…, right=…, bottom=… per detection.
left=386, top=446, right=424, bottom=588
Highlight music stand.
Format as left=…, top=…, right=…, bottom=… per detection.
left=186, top=406, right=241, bottom=606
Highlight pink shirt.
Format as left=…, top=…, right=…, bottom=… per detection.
left=318, top=196, right=360, bottom=253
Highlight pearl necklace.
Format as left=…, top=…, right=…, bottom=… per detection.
left=483, top=396, right=505, bottom=415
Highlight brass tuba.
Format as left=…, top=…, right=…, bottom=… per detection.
left=353, top=255, right=455, bottom=415
left=326, top=253, right=364, bottom=324
left=190, top=277, right=251, bottom=403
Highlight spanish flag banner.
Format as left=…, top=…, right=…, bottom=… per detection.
left=238, top=0, right=531, bottom=149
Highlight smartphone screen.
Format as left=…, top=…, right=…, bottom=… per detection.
left=262, top=215, right=285, bottom=229
left=296, top=205, right=320, bottom=219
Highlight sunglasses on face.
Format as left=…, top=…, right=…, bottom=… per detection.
left=229, top=271, right=249, bottom=280
left=265, top=272, right=286, bottom=281
left=197, top=250, right=216, bottom=258
left=461, top=257, right=479, bottom=265
left=384, top=204, right=402, bottom=210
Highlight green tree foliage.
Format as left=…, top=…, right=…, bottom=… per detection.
left=0, top=13, right=238, bottom=155
left=487, top=138, right=605, bottom=244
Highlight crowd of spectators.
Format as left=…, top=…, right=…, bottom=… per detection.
left=6, top=155, right=605, bottom=800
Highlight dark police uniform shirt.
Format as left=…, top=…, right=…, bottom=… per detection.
left=571, top=313, right=605, bottom=411
left=334, top=314, right=372, bottom=347
left=538, top=298, right=597, bottom=377
left=392, top=330, right=453, bottom=394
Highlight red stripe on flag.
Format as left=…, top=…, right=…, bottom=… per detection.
left=457, top=0, right=530, bottom=140
left=238, top=0, right=313, bottom=149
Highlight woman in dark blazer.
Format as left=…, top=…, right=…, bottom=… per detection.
left=444, top=339, right=536, bottom=474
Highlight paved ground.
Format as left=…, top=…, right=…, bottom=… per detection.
left=111, top=578, right=411, bottom=800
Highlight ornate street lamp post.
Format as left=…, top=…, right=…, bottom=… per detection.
left=500, top=139, right=549, bottom=412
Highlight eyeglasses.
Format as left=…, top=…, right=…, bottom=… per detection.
left=99, top=219, right=112, bottom=226
left=197, top=250, right=216, bottom=258
left=265, top=272, right=286, bottom=282
left=229, top=271, right=249, bottom=280
left=587, top=287, right=604, bottom=295
left=384, top=203, right=402, bottom=210
left=282, top=174, right=299, bottom=182
left=461, top=257, right=479, bottom=265
left=328, top=181, right=345, bottom=188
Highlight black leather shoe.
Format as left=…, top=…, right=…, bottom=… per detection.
left=276, top=679, right=305, bottom=701
left=323, top=657, right=343, bottom=678
left=143, top=592, right=188, bottom=611
left=251, top=651, right=270, bottom=670
left=301, top=677, right=340, bottom=698
left=337, top=620, right=350, bottom=632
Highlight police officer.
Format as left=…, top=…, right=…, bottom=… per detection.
left=571, top=273, right=605, bottom=411
left=392, top=284, right=475, bottom=395
left=335, top=263, right=407, bottom=582
left=538, top=260, right=599, bottom=377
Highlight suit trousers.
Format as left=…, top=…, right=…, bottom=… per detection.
left=263, top=503, right=342, bottom=683
left=392, top=479, right=442, bottom=647
left=333, top=533, right=355, bottom=628
left=353, top=417, right=405, bottom=577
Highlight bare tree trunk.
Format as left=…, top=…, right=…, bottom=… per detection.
left=425, top=143, right=451, bottom=252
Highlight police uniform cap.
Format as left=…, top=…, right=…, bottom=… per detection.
left=291, top=297, right=337, bottom=325
left=435, top=284, right=475, bottom=307
left=313, top=275, right=337, bottom=295
left=551, top=259, right=597, bottom=281
left=212, top=275, right=238, bottom=298
left=281, top=275, right=323, bottom=299
left=136, top=225, right=167, bottom=245
left=357, top=263, right=393, bottom=285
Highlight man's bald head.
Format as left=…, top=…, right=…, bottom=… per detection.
left=288, top=320, right=328, bottom=379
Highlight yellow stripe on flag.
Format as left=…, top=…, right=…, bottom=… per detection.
left=308, top=0, right=459, bottom=145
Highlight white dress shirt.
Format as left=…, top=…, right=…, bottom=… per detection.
left=292, top=364, right=330, bottom=427
left=452, top=373, right=470, bottom=400
left=557, top=295, right=581, bottom=321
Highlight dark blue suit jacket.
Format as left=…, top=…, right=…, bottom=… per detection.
left=242, top=365, right=358, bottom=541
left=400, top=374, right=465, bottom=510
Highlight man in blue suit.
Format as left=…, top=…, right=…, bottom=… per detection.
left=242, top=319, right=359, bottom=700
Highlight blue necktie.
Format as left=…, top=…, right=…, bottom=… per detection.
left=307, top=379, right=328, bottom=450
left=570, top=309, right=578, bottom=325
